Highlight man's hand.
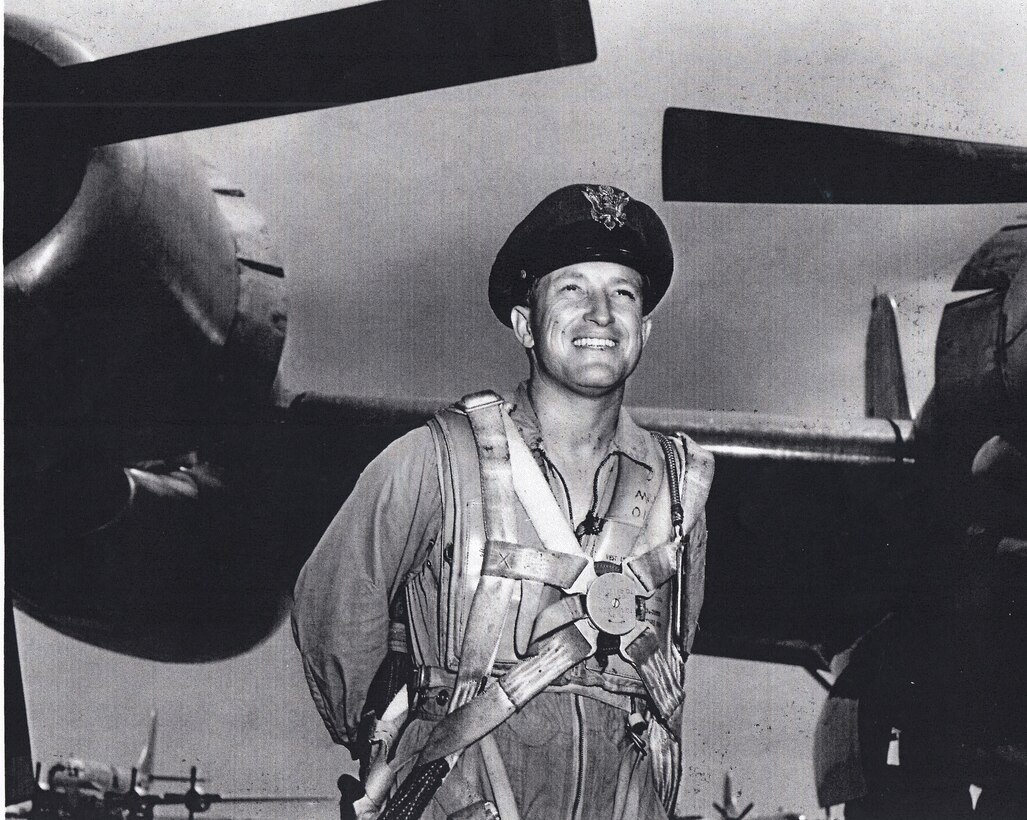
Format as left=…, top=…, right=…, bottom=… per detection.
left=337, top=774, right=365, bottom=820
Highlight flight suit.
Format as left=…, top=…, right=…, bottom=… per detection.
left=293, top=382, right=709, bottom=819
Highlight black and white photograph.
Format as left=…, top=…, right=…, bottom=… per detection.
left=5, top=2, right=1025, bottom=819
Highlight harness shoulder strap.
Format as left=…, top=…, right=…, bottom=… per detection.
left=427, top=404, right=489, bottom=672
left=663, top=432, right=715, bottom=533
left=448, top=391, right=524, bottom=709
left=651, top=431, right=713, bottom=649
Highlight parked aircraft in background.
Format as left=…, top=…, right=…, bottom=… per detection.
left=5, top=1, right=1025, bottom=816
left=43, top=711, right=161, bottom=802
left=679, top=771, right=822, bottom=820
left=5, top=712, right=160, bottom=817
left=712, top=772, right=756, bottom=820
left=711, top=772, right=808, bottom=820
left=4, top=711, right=331, bottom=819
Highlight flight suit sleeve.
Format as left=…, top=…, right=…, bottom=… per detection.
left=291, top=426, right=440, bottom=748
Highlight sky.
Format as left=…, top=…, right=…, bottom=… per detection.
left=6, top=1, right=1027, bottom=817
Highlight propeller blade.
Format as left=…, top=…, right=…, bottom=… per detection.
left=663, top=107, right=1027, bottom=204
left=12, top=0, right=595, bottom=146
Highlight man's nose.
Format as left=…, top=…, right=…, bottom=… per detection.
left=585, top=292, right=613, bottom=324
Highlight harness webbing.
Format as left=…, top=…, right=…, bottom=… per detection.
left=450, top=393, right=522, bottom=710
left=444, top=392, right=687, bottom=726
left=381, top=393, right=712, bottom=819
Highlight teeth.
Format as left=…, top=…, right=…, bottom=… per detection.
left=573, top=338, right=616, bottom=349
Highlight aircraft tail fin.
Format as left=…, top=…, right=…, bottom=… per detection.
left=135, top=711, right=157, bottom=789
left=712, top=771, right=754, bottom=820
left=865, top=292, right=912, bottom=420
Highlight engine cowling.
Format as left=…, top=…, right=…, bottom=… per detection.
left=5, top=14, right=287, bottom=661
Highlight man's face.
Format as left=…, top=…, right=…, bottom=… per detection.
left=511, top=261, right=652, bottom=397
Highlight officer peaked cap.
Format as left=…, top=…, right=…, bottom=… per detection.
left=489, top=184, right=674, bottom=326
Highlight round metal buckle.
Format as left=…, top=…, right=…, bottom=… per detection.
left=584, top=572, right=638, bottom=636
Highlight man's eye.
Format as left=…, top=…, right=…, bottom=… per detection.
left=560, top=283, right=581, bottom=293
left=615, top=289, right=638, bottom=300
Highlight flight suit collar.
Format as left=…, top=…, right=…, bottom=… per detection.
left=506, top=380, right=655, bottom=468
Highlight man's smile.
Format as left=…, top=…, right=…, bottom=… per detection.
left=573, top=337, right=618, bottom=349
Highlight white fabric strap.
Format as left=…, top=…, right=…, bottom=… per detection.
left=501, top=413, right=595, bottom=594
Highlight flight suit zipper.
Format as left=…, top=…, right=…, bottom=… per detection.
left=570, top=694, right=586, bottom=820
left=537, top=447, right=629, bottom=820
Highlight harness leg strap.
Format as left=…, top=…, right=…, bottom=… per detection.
left=622, top=625, right=686, bottom=739
left=417, top=626, right=595, bottom=764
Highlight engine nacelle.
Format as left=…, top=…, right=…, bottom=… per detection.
left=5, top=15, right=287, bottom=660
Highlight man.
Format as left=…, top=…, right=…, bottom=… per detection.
left=293, top=184, right=713, bottom=820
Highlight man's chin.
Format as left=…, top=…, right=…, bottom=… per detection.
left=565, top=373, right=629, bottom=399
left=533, top=360, right=637, bottom=399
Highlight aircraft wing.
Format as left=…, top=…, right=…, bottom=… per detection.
left=655, top=410, right=917, bottom=670
left=7, top=379, right=916, bottom=673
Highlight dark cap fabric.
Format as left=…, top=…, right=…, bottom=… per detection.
left=489, top=184, right=673, bottom=326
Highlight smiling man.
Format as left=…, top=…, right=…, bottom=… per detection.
left=293, top=185, right=713, bottom=820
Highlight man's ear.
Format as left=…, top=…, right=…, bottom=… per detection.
left=641, top=314, right=653, bottom=348
left=511, top=305, right=534, bottom=349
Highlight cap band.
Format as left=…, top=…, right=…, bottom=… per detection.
left=519, top=220, right=647, bottom=281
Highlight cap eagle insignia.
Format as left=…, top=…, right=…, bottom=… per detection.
left=582, top=185, right=629, bottom=230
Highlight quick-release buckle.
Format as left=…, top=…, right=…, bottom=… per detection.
left=584, top=571, right=643, bottom=637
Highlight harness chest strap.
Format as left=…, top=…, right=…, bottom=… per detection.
left=501, top=409, right=593, bottom=655
left=506, top=424, right=692, bottom=726
left=504, top=416, right=705, bottom=601
left=455, top=394, right=666, bottom=667
left=447, top=388, right=634, bottom=715
left=448, top=394, right=700, bottom=721
left=504, top=417, right=684, bottom=624
left=502, top=411, right=588, bottom=568
left=408, top=394, right=706, bottom=735
left=408, top=431, right=689, bottom=766
left=513, top=432, right=716, bottom=735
